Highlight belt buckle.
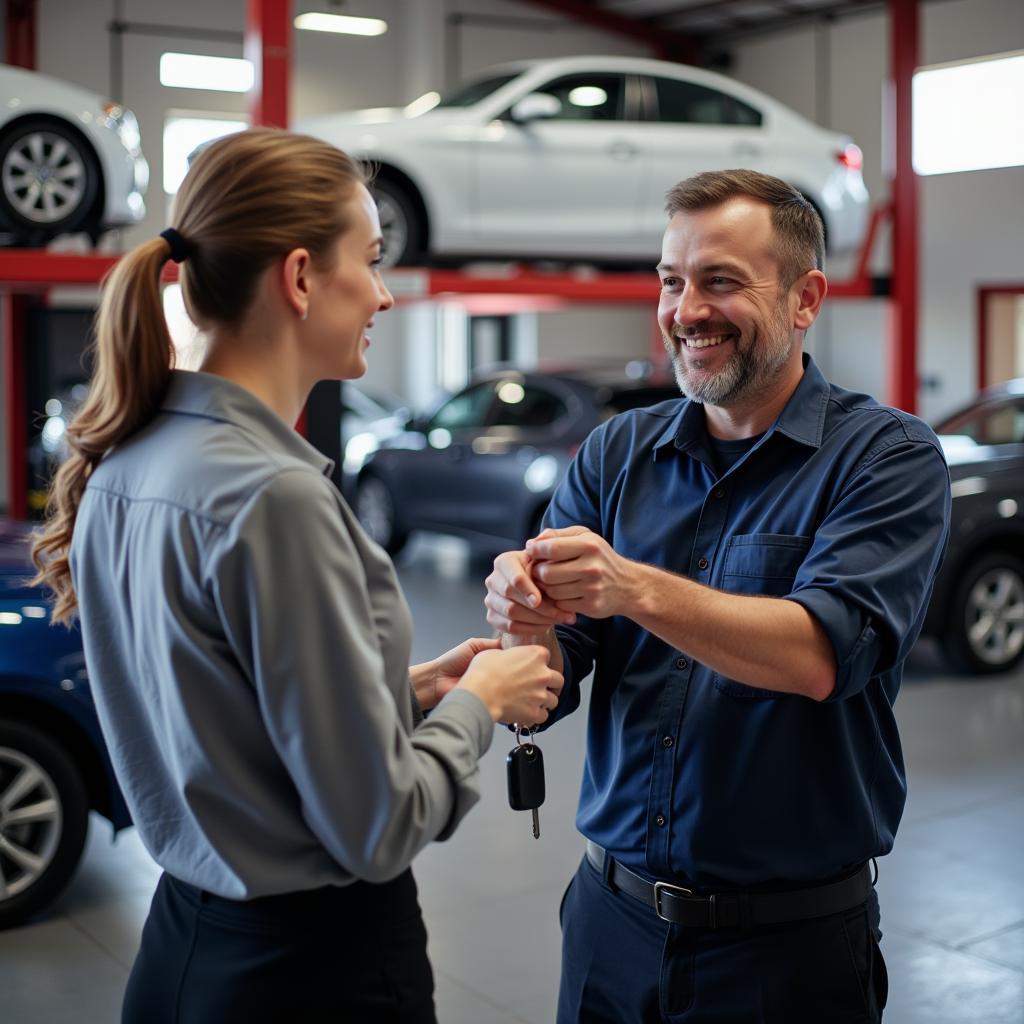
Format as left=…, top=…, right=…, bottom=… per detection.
left=653, top=880, right=696, bottom=923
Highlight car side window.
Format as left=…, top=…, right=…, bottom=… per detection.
left=429, top=384, right=496, bottom=431
left=530, top=73, right=627, bottom=122
left=945, top=401, right=1024, bottom=445
left=651, top=77, right=763, bottom=126
left=491, top=384, right=568, bottom=428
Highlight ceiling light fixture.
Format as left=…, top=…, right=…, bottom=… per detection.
left=294, top=13, right=388, bottom=36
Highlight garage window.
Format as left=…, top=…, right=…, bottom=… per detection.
left=163, top=115, right=248, bottom=194
left=913, top=51, right=1024, bottom=175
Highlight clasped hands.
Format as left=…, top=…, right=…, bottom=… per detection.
left=485, top=525, right=638, bottom=637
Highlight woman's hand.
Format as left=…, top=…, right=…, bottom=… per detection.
left=411, top=637, right=502, bottom=711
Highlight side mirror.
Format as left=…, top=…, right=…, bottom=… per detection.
left=509, top=93, right=562, bottom=124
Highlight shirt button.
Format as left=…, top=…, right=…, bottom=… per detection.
left=697, top=557, right=709, bottom=570
left=654, top=814, right=666, bottom=827
left=662, top=735, right=674, bottom=748
left=713, top=487, right=725, bottom=500
left=676, top=657, right=688, bottom=670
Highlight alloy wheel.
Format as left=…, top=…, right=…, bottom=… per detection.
left=965, top=567, right=1024, bottom=669
left=0, top=746, right=63, bottom=900
left=1, top=129, right=88, bottom=225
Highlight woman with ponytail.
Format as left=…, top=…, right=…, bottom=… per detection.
left=31, top=128, right=563, bottom=1023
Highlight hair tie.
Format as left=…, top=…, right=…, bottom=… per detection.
left=159, top=227, right=192, bottom=264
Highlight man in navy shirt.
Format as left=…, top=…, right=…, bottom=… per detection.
left=485, top=170, right=950, bottom=1023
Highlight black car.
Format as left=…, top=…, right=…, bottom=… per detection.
left=354, top=364, right=680, bottom=555
left=0, top=521, right=131, bottom=928
left=921, top=381, right=1024, bottom=674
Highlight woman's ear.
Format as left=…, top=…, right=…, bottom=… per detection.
left=281, top=248, right=313, bottom=321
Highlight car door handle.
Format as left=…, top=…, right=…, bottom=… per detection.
left=732, top=142, right=761, bottom=158
left=608, top=140, right=638, bottom=161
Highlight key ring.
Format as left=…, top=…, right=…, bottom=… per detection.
left=513, top=723, right=537, bottom=752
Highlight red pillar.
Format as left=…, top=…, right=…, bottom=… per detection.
left=246, top=0, right=291, bottom=128
left=5, top=0, right=37, bottom=69
left=888, top=0, right=919, bottom=413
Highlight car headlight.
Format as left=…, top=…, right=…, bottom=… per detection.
left=101, top=102, right=142, bottom=153
left=343, top=431, right=380, bottom=474
left=524, top=455, right=559, bottom=494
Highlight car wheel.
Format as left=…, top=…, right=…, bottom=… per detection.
left=356, top=475, right=409, bottom=555
left=373, top=178, right=423, bottom=267
left=0, top=720, right=90, bottom=929
left=0, top=120, right=101, bottom=243
left=943, top=552, right=1024, bottom=675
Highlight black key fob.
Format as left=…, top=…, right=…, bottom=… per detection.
left=507, top=743, right=545, bottom=811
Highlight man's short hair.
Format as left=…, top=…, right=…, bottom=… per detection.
left=665, top=169, right=825, bottom=288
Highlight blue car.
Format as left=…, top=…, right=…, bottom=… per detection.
left=0, top=520, right=129, bottom=928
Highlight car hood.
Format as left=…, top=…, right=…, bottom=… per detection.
left=298, top=106, right=478, bottom=145
left=939, top=435, right=1022, bottom=471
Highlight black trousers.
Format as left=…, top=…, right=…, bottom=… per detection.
left=123, top=870, right=435, bottom=1024
left=558, top=854, right=888, bottom=1024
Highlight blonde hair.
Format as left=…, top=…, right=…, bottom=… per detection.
left=31, top=128, right=365, bottom=623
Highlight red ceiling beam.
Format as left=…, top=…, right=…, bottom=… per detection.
left=5, top=0, right=37, bottom=69
left=888, top=0, right=919, bottom=414
left=516, top=0, right=698, bottom=63
left=245, top=0, right=291, bottom=128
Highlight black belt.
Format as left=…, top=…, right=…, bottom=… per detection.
left=585, top=840, right=873, bottom=930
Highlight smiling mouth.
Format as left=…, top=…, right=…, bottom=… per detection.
left=679, top=333, right=737, bottom=350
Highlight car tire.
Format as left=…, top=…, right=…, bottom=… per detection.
left=943, top=551, right=1024, bottom=675
left=372, top=177, right=423, bottom=267
left=356, top=475, right=409, bottom=556
left=0, top=119, right=101, bottom=244
left=0, top=720, right=90, bottom=929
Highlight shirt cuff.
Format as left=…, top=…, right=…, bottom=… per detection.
left=786, top=589, right=881, bottom=702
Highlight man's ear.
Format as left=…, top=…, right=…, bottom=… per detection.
left=281, top=247, right=313, bottom=320
left=792, top=269, right=827, bottom=330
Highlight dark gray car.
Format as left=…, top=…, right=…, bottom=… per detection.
left=354, top=365, right=680, bottom=556
left=922, top=380, right=1024, bottom=674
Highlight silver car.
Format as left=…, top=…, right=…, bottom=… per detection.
left=0, top=63, right=148, bottom=245
left=301, top=55, right=869, bottom=268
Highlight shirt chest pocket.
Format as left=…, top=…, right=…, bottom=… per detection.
left=715, top=533, right=812, bottom=700
left=720, top=533, right=812, bottom=597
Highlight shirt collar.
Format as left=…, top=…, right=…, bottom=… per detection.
left=161, top=370, right=335, bottom=477
left=652, top=353, right=829, bottom=458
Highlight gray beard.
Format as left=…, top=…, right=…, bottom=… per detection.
left=666, top=303, right=793, bottom=407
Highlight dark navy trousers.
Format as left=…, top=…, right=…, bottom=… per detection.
left=122, top=869, right=435, bottom=1024
left=557, top=854, right=888, bottom=1024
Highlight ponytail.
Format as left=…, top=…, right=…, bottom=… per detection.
left=31, top=127, right=364, bottom=623
left=31, top=237, right=176, bottom=623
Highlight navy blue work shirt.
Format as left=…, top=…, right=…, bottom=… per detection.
left=544, top=355, right=951, bottom=889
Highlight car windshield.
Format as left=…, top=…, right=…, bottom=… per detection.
left=436, top=73, right=520, bottom=107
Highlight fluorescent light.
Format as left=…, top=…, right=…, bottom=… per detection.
left=160, top=53, right=254, bottom=93
left=913, top=51, right=1024, bottom=175
left=294, top=13, right=387, bottom=36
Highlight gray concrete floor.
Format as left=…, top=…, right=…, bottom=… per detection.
left=2, top=534, right=1023, bottom=1023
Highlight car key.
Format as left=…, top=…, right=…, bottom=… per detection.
left=507, top=726, right=545, bottom=839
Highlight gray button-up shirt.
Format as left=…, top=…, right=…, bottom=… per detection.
left=70, top=371, right=493, bottom=898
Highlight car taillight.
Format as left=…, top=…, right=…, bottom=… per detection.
left=837, top=143, right=863, bottom=171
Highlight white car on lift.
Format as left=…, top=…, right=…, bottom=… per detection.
left=0, top=63, right=148, bottom=245
left=300, top=55, right=870, bottom=268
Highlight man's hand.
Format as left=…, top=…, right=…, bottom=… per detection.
left=412, top=637, right=502, bottom=710
left=484, top=547, right=577, bottom=637
left=526, top=526, right=640, bottom=620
